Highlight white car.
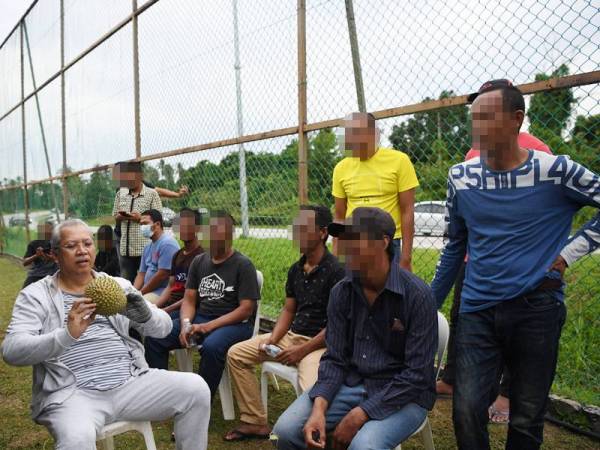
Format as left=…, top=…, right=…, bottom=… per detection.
left=414, top=201, right=446, bottom=236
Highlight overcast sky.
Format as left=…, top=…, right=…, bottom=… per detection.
left=0, top=0, right=598, bottom=182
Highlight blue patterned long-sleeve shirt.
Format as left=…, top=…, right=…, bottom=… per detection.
left=309, top=266, right=437, bottom=420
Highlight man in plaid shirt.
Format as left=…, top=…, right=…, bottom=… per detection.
left=112, top=161, right=162, bottom=282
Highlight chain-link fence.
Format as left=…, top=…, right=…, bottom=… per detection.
left=0, top=0, right=598, bottom=405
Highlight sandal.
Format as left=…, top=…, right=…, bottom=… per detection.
left=223, top=428, right=271, bottom=442
left=488, top=406, right=510, bottom=424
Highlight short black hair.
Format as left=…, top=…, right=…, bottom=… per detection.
left=300, top=204, right=332, bottom=245
left=385, top=237, right=395, bottom=261
left=499, top=86, right=525, bottom=113
left=209, top=210, right=236, bottom=228
left=141, top=209, right=163, bottom=227
left=180, top=207, right=201, bottom=225
left=115, top=160, right=142, bottom=173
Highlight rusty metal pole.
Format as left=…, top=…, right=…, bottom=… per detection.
left=297, top=0, right=308, bottom=205
left=23, top=22, right=62, bottom=223
left=345, top=0, right=366, bottom=113
left=60, top=0, right=68, bottom=220
left=132, top=0, right=141, bottom=159
left=20, top=22, right=31, bottom=241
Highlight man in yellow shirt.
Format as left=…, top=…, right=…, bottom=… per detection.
left=332, top=112, right=419, bottom=270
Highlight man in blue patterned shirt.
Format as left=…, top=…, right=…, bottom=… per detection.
left=272, top=207, right=437, bottom=450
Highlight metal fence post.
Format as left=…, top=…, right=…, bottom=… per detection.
left=297, top=0, right=308, bottom=204
left=20, top=22, right=31, bottom=242
left=345, top=0, right=366, bottom=113
left=60, top=0, right=68, bottom=220
left=23, top=22, right=62, bottom=223
left=232, top=0, right=250, bottom=237
left=133, top=0, right=141, bottom=159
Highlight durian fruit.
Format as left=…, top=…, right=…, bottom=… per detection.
left=84, top=277, right=127, bottom=316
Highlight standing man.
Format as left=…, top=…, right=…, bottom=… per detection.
left=224, top=205, right=345, bottom=442
left=112, top=161, right=162, bottom=283
left=431, top=79, right=600, bottom=450
left=154, top=207, right=204, bottom=314
left=145, top=211, right=261, bottom=398
left=272, top=207, right=437, bottom=450
left=332, top=112, right=419, bottom=270
left=134, top=209, right=180, bottom=304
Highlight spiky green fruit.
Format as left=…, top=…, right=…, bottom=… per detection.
left=84, top=277, right=127, bottom=316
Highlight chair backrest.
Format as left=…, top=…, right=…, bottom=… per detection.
left=252, top=270, right=264, bottom=337
left=435, top=311, right=450, bottom=379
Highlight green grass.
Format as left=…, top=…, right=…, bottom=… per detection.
left=3, top=228, right=599, bottom=405
left=1, top=258, right=598, bottom=449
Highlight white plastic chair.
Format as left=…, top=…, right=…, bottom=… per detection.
left=97, top=420, right=157, bottom=450
left=395, top=311, right=450, bottom=450
left=260, top=360, right=302, bottom=417
left=174, top=270, right=264, bottom=420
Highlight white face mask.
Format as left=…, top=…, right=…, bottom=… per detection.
left=140, top=224, right=153, bottom=239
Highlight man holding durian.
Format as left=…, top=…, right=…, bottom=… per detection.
left=1, top=219, right=211, bottom=450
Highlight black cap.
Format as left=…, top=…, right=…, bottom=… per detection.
left=467, top=79, right=520, bottom=103
left=328, top=207, right=396, bottom=240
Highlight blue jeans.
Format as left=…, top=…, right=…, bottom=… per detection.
left=453, top=290, right=566, bottom=450
left=272, top=384, right=427, bottom=450
left=144, top=310, right=253, bottom=397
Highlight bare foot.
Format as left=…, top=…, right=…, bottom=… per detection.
left=436, top=379, right=454, bottom=396
left=489, top=395, right=510, bottom=424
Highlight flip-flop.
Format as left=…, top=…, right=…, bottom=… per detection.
left=223, top=428, right=271, bottom=442
left=488, top=406, right=510, bottom=424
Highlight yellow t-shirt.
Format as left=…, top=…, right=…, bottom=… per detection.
left=332, top=147, right=419, bottom=239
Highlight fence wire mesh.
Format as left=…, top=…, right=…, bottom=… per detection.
left=0, top=0, right=598, bottom=406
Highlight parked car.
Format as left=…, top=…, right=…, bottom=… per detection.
left=414, top=201, right=446, bottom=236
left=8, top=215, right=32, bottom=227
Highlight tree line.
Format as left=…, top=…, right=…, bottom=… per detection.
left=1, top=65, right=597, bottom=228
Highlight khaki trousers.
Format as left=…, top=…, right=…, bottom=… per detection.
left=227, top=330, right=325, bottom=425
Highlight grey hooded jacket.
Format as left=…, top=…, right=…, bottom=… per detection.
left=1, top=271, right=172, bottom=419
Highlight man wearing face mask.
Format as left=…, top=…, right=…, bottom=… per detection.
left=134, top=209, right=180, bottom=304
left=144, top=210, right=260, bottom=398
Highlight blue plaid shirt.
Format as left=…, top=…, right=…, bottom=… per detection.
left=309, top=265, right=437, bottom=420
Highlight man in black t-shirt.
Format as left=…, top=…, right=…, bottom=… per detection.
left=22, top=222, right=58, bottom=288
left=154, top=208, right=204, bottom=314
left=145, top=211, right=260, bottom=397
left=224, top=206, right=345, bottom=442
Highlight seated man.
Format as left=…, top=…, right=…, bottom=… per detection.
left=154, top=208, right=204, bottom=314
left=145, top=211, right=260, bottom=398
left=22, top=221, right=59, bottom=288
left=272, top=207, right=437, bottom=450
left=94, top=224, right=120, bottom=277
left=1, top=219, right=210, bottom=450
left=133, top=209, right=180, bottom=304
left=224, top=205, right=345, bottom=442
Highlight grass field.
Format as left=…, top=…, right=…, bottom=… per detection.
left=1, top=257, right=598, bottom=449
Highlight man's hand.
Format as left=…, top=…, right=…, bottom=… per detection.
left=276, top=344, right=308, bottom=365
left=178, top=185, right=190, bottom=197
left=123, top=292, right=152, bottom=323
left=179, top=322, right=191, bottom=348
left=128, top=211, right=141, bottom=222
left=193, top=322, right=214, bottom=336
left=67, top=298, right=97, bottom=339
left=399, top=257, right=412, bottom=272
left=332, top=407, right=368, bottom=450
left=258, top=335, right=272, bottom=351
left=303, top=409, right=326, bottom=449
left=549, top=255, right=568, bottom=278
